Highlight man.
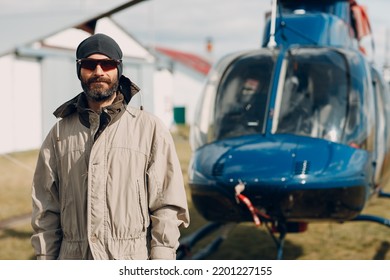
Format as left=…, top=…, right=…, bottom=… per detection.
left=31, top=33, right=190, bottom=260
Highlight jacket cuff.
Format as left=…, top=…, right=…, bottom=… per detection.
left=36, top=255, right=57, bottom=260
left=150, top=246, right=176, bottom=260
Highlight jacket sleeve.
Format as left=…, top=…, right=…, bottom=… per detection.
left=147, top=122, right=190, bottom=260
left=31, top=131, right=62, bottom=260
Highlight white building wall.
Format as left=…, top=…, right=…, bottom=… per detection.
left=0, top=55, right=42, bottom=154
left=14, top=58, right=42, bottom=151
left=172, top=64, right=206, bottom=125
left=1, top=55, right=15, bottom=154
left=41, top=56, right=81, bottom=138
left=124, top=60, right=156, bottom=116
left=153, top=69, right=174, bottom=128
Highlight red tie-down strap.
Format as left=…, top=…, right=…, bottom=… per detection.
left=235, top=182, right=271, bottom=226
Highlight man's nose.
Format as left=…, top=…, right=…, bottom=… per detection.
left=93, top=64, right=104, bottom=75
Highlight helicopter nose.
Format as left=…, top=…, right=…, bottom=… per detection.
left=215, top=135, right=334, bottom=184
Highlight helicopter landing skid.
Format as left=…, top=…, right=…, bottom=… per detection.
left=177, top=182, right=288, bottom=260
left=351, top=214, right=390, bottom=227
left=177, top=186, right=390, bottom=260
left=378, top=190, right=390, bottom=198
left=176, top=219, right=288, bottom=260
left=351, top=190, right=390, bottom=227
left=177, top=222, right=237, bottom=260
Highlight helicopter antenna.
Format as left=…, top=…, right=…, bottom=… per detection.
left=385, top=29, right=390, bottom=67
left=267, top=0, right=278, bottom=48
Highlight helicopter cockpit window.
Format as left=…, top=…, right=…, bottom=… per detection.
left=279, top=0, right=341, bottom=14
left=213, top=53, right=275, bottom=140
left=274, top=48, right=348, bottom=143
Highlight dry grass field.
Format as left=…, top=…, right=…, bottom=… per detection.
left=1, top=125, right=390, bottom=260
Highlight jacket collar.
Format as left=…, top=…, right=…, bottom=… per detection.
left=53, top=75, right=140, bottom=119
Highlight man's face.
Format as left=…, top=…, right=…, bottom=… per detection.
left=79, top=54, right=119, bottom=102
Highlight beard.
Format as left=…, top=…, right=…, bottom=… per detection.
left=81, top=75, right=119, bottom=102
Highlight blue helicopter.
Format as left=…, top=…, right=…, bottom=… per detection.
left=177, top=0, right=390, bottom=260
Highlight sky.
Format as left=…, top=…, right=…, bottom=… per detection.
left=111, top=0, right=390, bottom=67
left=1, top=0, right=390, bottom=67
left=113, top=0, right=268, bottom=61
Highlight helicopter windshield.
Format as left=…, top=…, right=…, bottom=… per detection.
left=274, top=48, right=348, bottom=143
left=213, top=52, right=275, bottom=140
left=279, top=0, right=347, bottom=14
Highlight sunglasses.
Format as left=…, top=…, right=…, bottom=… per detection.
left=76, top=59, right=121, bottom=71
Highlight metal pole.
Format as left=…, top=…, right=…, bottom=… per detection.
left=267, top=0, right=278, bottom=48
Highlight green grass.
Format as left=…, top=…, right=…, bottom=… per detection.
left=1, top=125, right=390, bottom=260
left=0, top=224, right=35, bottom=260
left=0, top=150, right=36, bottom=221
left=0, top=150, right=37, bottom=260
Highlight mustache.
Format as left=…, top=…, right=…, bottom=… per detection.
left=87, top=76, right=111, bottom=84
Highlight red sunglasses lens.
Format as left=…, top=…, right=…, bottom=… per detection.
left=79, top=59, right=119, bottom=71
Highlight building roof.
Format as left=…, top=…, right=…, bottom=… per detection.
left=0, top=0, right=147, bottom=56
left=155, top=46, right=212, bottom=76
left=39, top=17, right=154, bottom=62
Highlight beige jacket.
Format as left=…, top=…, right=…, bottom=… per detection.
left=31, top=87, right=189, bottom=260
